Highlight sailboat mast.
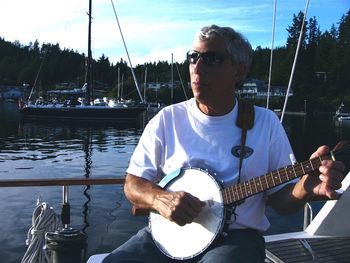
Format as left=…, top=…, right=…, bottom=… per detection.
left=86, top=0, right=93, bottom=104
left=117, top=67, right=120, bottom=100
left=143, top=66, right=147, bottom=103
left=171, top=53, right=174, bottom=104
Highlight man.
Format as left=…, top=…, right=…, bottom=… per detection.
left=103, top=25, right=345, bottom=263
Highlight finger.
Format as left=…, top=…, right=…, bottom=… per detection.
left=171, top=212, right=193, bottom=226
left=320, top=174, right=344, bottom=188
left=313, top=182, right=339, bottom=200
left=320, top=160, right=345, bottom=173
left=165, top=192, right=202, bottom=225
left=319, top=173, right=342, bottom=190
left=180, top=195, right=203, bottom=219
left=310, top=145, right=330, bottom=159
left=171, top=214, right=187, bottom=226
left=162, top=202, right=192, bottom=225
left=324, top=185, right=340, bottom=200
left=170, top=201, right=200, bottom=226
left=186, top=194, right=205, bottom=213
left=319, top=161, right=345, bottom=187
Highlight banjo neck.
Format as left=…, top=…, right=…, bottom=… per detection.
left=222, top=154, right=327, bottom=205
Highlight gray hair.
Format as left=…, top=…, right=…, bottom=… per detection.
left=195, top=25, right=252, bottom=80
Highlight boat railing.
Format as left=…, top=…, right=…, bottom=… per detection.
left=0, top=178, right=125, bottom=228
left=0, top=177, right=125, bottom=187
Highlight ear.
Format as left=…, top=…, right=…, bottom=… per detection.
left=232, top=63, right=247, bottom=85
left=236, top=63, right=247, bottom=79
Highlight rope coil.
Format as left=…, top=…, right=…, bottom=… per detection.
left=21, top=202, right=61, bottom=263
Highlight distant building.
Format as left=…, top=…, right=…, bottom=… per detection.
left=236, top=79, right=293, bottom=99
left=146, top=81, right=180, bottom=90
left=144, top=79, right=293, bottom=100
left=147, top=82, right=162, bottom=90
left=314, top=72, right=328, bottom=82
left=55, top=82, right=80, bottom=90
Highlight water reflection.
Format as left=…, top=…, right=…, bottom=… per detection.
left=335, top=119, right=350, bottom=141
left=0, top=104, right=146, bottom=263
left=0, top=121, right=143, bottom=176
left=82, top=128, right=92, bottom=235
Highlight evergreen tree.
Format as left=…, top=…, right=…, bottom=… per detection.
left=335, top=10, right=350, bottom=104
left=286, top=11, right=308, bottom=51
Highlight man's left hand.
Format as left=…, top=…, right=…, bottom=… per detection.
left=303, top=145, right=345, bottom=200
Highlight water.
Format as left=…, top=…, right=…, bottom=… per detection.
left=1, top=101, right=349, bottom=263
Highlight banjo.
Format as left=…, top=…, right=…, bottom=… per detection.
left=147, top=143, right=350, bottom=260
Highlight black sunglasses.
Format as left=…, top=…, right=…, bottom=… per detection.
left=186, top=50, right=226, bottom=66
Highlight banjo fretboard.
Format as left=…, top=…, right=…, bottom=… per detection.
left=222, top=155, right=326, bottom=205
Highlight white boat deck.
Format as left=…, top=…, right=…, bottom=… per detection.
left=87, top=254, right=109, bottom=263
left=264, top=171, right=350, bottom=262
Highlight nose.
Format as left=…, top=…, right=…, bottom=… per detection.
left=192, top=56, right=206, bottom=74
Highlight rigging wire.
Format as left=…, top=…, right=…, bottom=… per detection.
left=280, top=0, right=310, bottom=123
left=28, top=53, right=47, bottom=103
left=266, top=0, right=278, bottom=109
left=174, top=59, right=189, bottom=100
left=110, top=0, right=144, bottom=103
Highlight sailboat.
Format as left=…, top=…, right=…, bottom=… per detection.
left=19, top=0, right=147, bottom=124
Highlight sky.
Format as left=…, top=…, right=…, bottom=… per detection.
left=0, top=0, right=349, bottom=65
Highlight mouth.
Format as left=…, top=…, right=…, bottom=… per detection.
left=192, top=81, right=206, bottom=88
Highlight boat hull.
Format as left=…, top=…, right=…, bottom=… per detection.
left=20, top=105, right=147, bottom=124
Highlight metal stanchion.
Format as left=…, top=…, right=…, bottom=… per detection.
left=46, top=186, right=87, bottom=263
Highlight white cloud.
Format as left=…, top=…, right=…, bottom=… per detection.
left=0, top=0, right=346, bottom=65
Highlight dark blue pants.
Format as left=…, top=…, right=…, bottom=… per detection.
left=103, top=227, right=265, bottom=263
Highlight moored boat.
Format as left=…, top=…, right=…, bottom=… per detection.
left=20, top=102, right=147, bottom=124
left=335, top=102, right=350, bottom=119
left=19, top=0, right=146, bottom=124
left=334, top=103, right=350, bottom=127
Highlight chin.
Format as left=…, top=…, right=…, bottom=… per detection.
left=194, top=95, right=209, bottom=106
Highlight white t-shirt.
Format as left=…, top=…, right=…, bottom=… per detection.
left=127, top=98, right=294, bottom=231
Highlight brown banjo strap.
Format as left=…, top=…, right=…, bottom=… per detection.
left=236, top=99, right=255, bottom=183
left=228, top=99, right=255, bottom=221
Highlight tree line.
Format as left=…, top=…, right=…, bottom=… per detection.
left=0, top=9, right=349, bottom=110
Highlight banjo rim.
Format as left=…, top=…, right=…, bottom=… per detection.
left=149, top=167, right=226, bottom=260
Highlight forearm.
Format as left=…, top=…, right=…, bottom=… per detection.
left=124, top=173, right=165, bottom=210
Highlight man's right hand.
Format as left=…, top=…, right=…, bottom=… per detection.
left=154, top=191, right=206, bottom=226
left=124, top=174, right=205, bottom=226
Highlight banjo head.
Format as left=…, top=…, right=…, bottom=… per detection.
left=149, top=167, right=225, bottom=260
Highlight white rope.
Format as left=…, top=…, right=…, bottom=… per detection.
left=21, top=202, right=61, bottom=263
left=266, top=0, right=277, bottom=109
left=110, top=0, right=144, bottom=103
left=280, top=0, right=310, bottom=123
